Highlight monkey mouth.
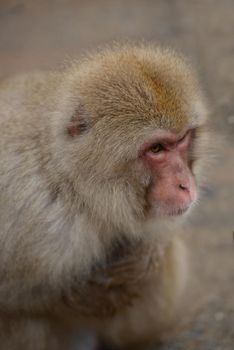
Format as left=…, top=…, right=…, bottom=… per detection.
left=167, top=206, right=190, bottom=216
left=149, top=204, right=191, bottom=218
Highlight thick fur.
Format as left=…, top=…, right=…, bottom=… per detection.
left=0, top=44, right=207, bottom=349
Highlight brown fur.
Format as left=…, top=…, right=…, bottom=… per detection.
left=0, top=44, right=208, bottom=349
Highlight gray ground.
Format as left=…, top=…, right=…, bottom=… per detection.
left=0, top=0, right=233, bottom=349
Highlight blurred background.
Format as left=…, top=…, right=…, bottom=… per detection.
left=0, top=0, right=233, bottom=348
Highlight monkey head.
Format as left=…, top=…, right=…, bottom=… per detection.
left=53, top=45, right=208, bottom=234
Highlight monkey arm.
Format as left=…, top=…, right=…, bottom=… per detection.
left=97, top=237, right=188, bottom=349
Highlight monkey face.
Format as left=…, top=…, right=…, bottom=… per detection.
left=138, top=128, right=197, bottom=218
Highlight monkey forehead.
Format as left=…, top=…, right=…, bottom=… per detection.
left=68, top=45, right=204, bottom=130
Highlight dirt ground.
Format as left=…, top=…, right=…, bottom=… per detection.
left=0, top=0, right=233, bottom=349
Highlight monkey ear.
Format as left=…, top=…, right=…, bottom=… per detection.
left=66, top=104, right=89, bottom=137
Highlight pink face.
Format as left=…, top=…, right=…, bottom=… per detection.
left=140, top=129, right=196, bottom=217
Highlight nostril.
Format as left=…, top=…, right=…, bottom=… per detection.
left=179, top=183, right=189, bottom=191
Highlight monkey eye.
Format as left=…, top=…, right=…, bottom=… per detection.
left=178, top=132, right=188, bottom=143
left=149, top=143, right=164, bottom=153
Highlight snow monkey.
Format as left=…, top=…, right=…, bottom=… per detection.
left=0, top=44, right=208, bottom=350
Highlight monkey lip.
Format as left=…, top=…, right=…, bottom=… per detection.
left=149, top=203, right=191, bottom=218
left=167, top=206, right=190, bottom=216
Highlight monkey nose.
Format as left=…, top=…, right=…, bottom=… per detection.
left=177, top=179, right=196, bottom=202
left=178, top=183, right=189, bottom=192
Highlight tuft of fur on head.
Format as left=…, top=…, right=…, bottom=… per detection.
left=48, top=43, right=208, bottom=237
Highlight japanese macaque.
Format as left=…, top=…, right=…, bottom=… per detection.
left=0, top=44, right=208, bottom=350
